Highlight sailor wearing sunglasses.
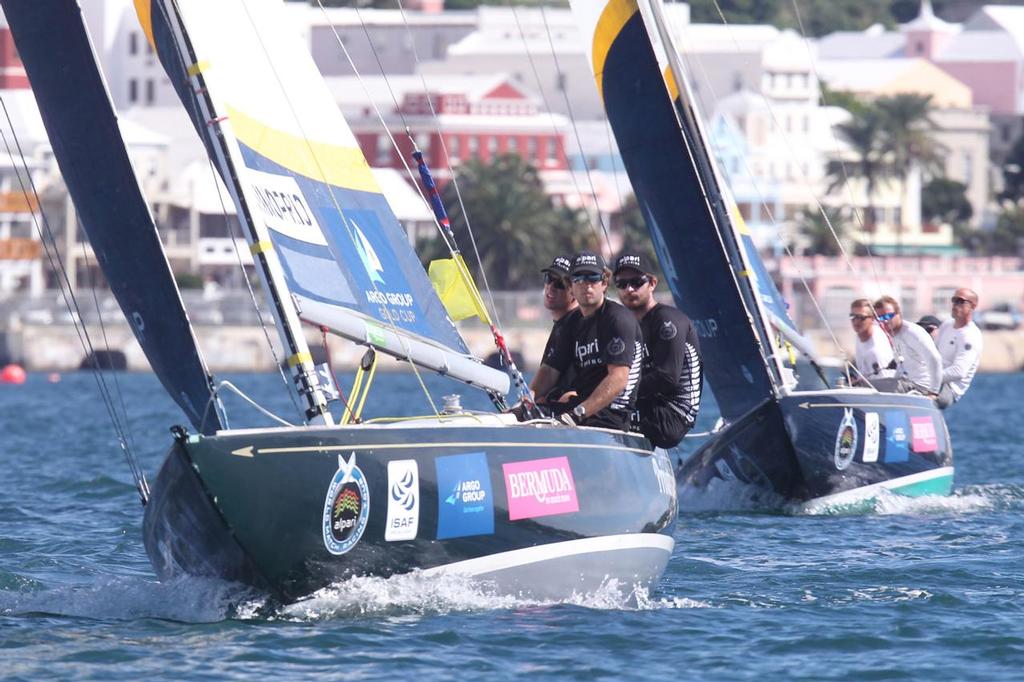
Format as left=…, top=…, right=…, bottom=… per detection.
left=528, top=255, right=580, bottom=404
left=934, top=288, right=983, bottom=408
left=613, top=252, right=702, bottom=448
left=873, top=295, right=942, bottom=397
left=849, top=298, right=895, bottom=385
left=530, top=251, right=642, bottom=431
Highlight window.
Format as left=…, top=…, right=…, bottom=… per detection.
left=449, top=136, right=460, bottom=160
left=376, top=135, right=390, bottom=165
left=129, top=32, right=138, bottom=56
left=128, top=79, right=138, bottom=103
left=932, top=287, right=956, bottom=315
left=507, top=136, right=518, bottom=154
left=145, top=79, right=155, bottom=104
left=487, top=136, right=498, bottom=157
left=527, top=137, right=537, bottom=160
left=468, top=136, right=479, bottom=158
left=546, top=138, right=557, bottom=162
left=963, top=151, right=973, bottom=183
left=556, top=71, right=566, bottom=93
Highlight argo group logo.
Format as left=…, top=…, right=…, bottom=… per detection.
left=502, top=456, right=579, bottom=521
left=435, top=452, right=494, bottom=539
left=322, top=453, right=370, bottom=555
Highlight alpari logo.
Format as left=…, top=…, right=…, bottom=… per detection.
left=833, top=408, right=858, bottom=470
left=352, top=221, right=385, bottom=285
left=446, top=479, right=487, bottom=506
left=575, top=338, right=599, bottom=364
left=321, top=453, right=370, bottom=555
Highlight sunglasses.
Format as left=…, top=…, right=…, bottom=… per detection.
left=951, top=296, right=973, bottom=306
left=875, top=311, right=896, bottom=322
left=543, top=273, right=566, bottom=290
left=571, top=273, right=604, bottom=284
left=849, top=314, right=872, bottom=321
left=615, top=275, right=650, bottom=290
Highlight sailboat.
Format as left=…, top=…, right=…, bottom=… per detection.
left=569, top=0, right=953, bottom=511
left=5, top=0, right=677, bottom=601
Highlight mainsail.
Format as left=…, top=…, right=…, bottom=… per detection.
left=571, top=0, right=788, bottom=421
left=137, top=0, right=509, bottom=398
left=3, top=0, right=222, bottom=434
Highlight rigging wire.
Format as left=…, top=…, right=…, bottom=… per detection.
left=0, top=99, right=148, bottom=503
left=538, top=5, right=612, bottom=251
left=239, top=0, right=442, bottom=417
left=203, top=155, right=306, bottom=423
left=506, top=2, right=610, bottom=251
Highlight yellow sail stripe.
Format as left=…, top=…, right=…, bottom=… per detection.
left=664, top=65, right=679, bottom=101
left=226, top=105, right=379, bottom=194
left=592, top=0, right=639, bottom=101
left=133, top=0, right=156, bottom=51
left=187, top=61, right=211, bottom=77
left=287, top=352, right=313, bottom=368
left=250, top=240, right=273, bottom=255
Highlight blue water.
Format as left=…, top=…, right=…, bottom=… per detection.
left=2, top=371, right=1022, bottom=679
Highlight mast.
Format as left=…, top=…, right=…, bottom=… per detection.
left=157, top=0, right=331, bottom=424
left=638, top=0, right=787, bottom=391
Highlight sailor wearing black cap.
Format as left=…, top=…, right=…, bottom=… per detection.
left=531, top=250, right=642, bottom=431
left=613, top=252, right=703, bottom=448
left=529, top=255, right=580, bottom=404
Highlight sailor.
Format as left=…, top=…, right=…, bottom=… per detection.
left=849, top=298, right=895, bottom=385
left=612, top=252, right=702, bottom=448
left=531, top=251, right=642, bottom=431
left=935, top=288, right=983, bottom=409
left=916, top=315, right=942, bottom=341
left=874, top=295, right=942, bottom=396
left=529, top=255, right=580, bottom=405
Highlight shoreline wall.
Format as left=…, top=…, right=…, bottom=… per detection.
left=4, top=322, right=1023, bottom=374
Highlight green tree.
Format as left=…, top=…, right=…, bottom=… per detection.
left=999, top=133, right=1024, bottom=202
left=796, top=206, right=850, bottom=256
left=988, top=205, right=1024, bottom=256
left=828, top=106, right=891, bottom=232
left=422, top=154, right=593, bottom=289
left=614, top=194, right=664, bottom=279
left=921, top=177, right=972, bottom=225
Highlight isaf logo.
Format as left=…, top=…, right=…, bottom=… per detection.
left=322, top=453, right=370, bottom=555
left=385, top=459, right=419, bottom=542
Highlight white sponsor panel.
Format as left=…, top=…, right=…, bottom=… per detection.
left=386, top=459, right=419, bottom=542
left=245, top=168, right=327, bottom=245
left=863, top=412, right=880, bottom=463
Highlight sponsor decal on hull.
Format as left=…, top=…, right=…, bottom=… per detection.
left=386, top=459, right=419, bottom=542
left=884, top=411, right=910, bottom=463
left=863, top=412, right=880, bottom=463
left=834, top=408, right=858, bottom=470
left=322, top=453, right=370, bottom=555
left=436, top=452, right=494, bottom=539
left=910, top=415, right=938, bottom=453
left=503, top=456, right=580, bottom=521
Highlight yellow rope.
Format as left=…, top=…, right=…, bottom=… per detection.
left=352, top=353, right=378, bottom=422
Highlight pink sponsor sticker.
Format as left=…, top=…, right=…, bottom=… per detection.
left=910, top=416, right=938, bottom=452
left=502, top=456, right=580, bottom=521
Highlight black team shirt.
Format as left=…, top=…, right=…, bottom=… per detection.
left=541, top=308, right=581, bottom=398
left=547, top=299, right=642, bottom=416
left=638, top=303, right=703, bottom=425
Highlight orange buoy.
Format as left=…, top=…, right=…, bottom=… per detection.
left=1, top=364, right=26, bottom=384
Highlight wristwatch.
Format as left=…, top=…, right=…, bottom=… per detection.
left=572, top=404, right=587, bottom=420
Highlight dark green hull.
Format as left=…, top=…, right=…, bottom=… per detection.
left=143, top=419, right=677, bottom=601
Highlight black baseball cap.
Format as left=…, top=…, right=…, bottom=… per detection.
left=569, top=250, right=607, bottom=276
left=541, top=255, right=572, bottom=278
left=612, top=252, right=656, bottom=277
left=917, top=315, right=941, bottom=332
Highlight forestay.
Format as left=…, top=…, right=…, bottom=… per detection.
left=4, top=0, right=222, bottom=434
left=570, top=0, right=787, bottom=421
left=138, top=0, right=508, bottom=395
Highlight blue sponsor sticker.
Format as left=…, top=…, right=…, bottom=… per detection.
left=435, top=452, right=494, bottom=539
left=884, top=411, right=909, bottom=463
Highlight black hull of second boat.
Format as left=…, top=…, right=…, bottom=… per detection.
left=142, top=419, right=678, bottom=602
left=677, top=390, right=954, bottom=512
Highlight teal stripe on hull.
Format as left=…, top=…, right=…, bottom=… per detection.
left=890, top=472, right=954, bottom=498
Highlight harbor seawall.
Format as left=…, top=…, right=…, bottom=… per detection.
left=3, top=321, right=1023, bottom=374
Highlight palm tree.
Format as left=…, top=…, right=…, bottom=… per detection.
left=828, top=106, right=891, bottom=234
left=796, top=206, right=850, bottom=256
left=426, top=154, right=593, bottom=290
left=875, top=94, right=944, bottom=253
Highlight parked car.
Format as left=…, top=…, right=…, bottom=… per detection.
left=976, top=302, right=1022, bottom=331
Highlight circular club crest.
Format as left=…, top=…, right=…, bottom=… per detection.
left=833, top=409, right=858, bottom=470
left=658, top=320, right=678, bottom=340
left=608, top=337, right=626, bottom=355
left=322, top=454, right=370, bottom=555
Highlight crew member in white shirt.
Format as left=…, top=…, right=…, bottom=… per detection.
left=935, top=288, right=983, bottom=408
left=849, top=298, right=895, bottom=385
left=873, top=295, right=942, bottom=394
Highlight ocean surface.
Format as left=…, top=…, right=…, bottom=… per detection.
left=1, top=369, right=1022, bottom=679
